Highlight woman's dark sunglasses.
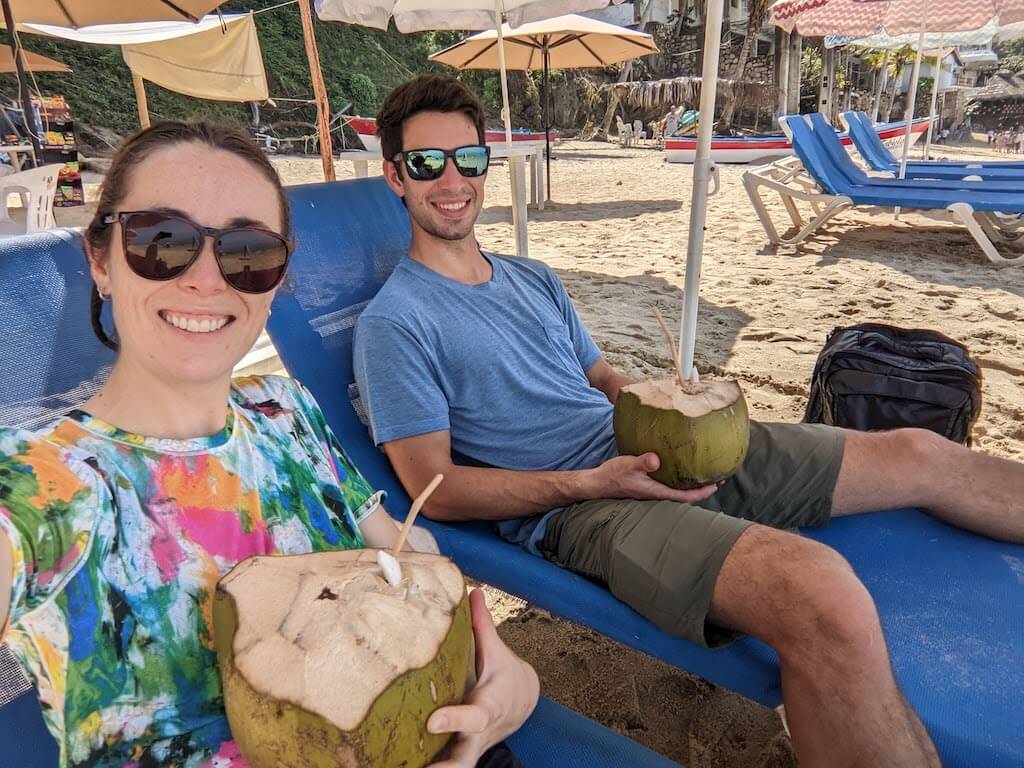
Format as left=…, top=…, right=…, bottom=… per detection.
left=104, top=210, right=292, bottom=294
left=394, top=145, right=491, bottom=181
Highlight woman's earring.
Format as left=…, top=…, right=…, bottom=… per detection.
left=98, top=289, right=110, bottom=301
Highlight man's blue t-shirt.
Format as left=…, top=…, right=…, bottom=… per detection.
left=353, top=252, right=617, bottom=553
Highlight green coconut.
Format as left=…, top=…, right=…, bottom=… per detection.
left=614, top=377, right=750, bottom=489
left=214, top=550, right=474, bottom=768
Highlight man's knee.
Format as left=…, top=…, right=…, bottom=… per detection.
left=712, top=527, right=882, bottom=655
left=880, top=428, right=950, bottom=462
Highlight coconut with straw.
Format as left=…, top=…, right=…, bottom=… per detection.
left=614, top=308, right=749, bottom=489
left=214, top=475, right=474, bottom=768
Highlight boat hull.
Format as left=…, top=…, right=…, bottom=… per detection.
left=664, top=117, right=932, bottom=164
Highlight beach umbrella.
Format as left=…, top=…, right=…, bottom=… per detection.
left=1, top=0, right=226, bottom=165
left=316, top=0, right=622, bottom=255
left=829, top=20, right=1024, bottom=157
left=428, top=13, right=658, bottom=199
left=772, top=0, right=1024, bottom=178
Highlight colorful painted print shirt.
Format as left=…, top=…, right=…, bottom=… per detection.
left=0, top=376, right=382, bottom=767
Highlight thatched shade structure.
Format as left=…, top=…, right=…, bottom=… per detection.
left=601, top=76, right=778, bottom=112
left=967, top=70, right=1024, bottom=129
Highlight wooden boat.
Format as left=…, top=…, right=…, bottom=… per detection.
left=347, top=116, right=556, bottom=152
left=663, top=117, right=933, bottom=164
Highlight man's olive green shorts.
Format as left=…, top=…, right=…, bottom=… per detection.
left=537, top=421, right=845, bottom=648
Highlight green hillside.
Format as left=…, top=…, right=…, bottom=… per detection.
left=0, top=1, right=554, bottom=151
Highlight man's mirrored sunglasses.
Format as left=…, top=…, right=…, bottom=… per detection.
left=394, top=145, right=491, bottom=181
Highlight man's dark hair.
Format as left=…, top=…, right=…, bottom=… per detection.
left=376, top=75, right=486, bottom=164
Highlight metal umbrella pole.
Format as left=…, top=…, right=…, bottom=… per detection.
left=493, top=0, right=526, bottom=255
left=898, top=8, right=929, bottom=179
left=922, top=34, right=944, bottom=160
left=678, top=0, right=724, bottom=381
left=1, top=0, right=41, bottom=165
left=543, top=43, right=551, bottom=200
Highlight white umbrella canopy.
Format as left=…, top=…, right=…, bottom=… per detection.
left=316, top=0, right=620, bottom=32
left=428, top=13, right=657, bottom=68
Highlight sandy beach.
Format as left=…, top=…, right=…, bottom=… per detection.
left=59, top=138, right=1023, bottom=766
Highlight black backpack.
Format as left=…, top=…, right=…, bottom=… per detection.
left=803, top=323, right=982, bottom=445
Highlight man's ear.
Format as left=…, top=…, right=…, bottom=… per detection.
left=382, top=159, right=406, bottom=200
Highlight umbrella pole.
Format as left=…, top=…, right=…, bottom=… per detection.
left=898, top=16, right=928, bottom=180
left=678, top=0, right=724, bottom=382
left=923, top=36, right=943, bottom=160
left=1, top=0, right=41, bottom=167
left=544, top=46, right=551, bottom=201
left=494, top=1, right=525, bottom=256
left=131, top=69, right=151, bottom=129
left=298, top=0, right=335, bottom=182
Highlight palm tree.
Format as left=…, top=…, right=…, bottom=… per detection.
left=863, top=49, right=890, bottom=121
left=883, top=45, right=915, bottom=121
left=716, top=0, right=772, bottom=132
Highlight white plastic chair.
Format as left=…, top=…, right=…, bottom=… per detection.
left=632, top=119, right=647, bottom=141
left=614, top=115, right=633, bottom=147
left=0, top=164, right=59, bottom=237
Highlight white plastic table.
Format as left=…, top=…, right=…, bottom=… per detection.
left=336, top=142, right=545, bottom=258
left=1, top=145, right=35, bottom=172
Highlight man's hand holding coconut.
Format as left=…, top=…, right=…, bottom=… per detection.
left=357, top=75, right=1024, bottom=768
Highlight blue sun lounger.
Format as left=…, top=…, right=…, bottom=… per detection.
left=0, top=229, right=679, bottom=768
left=270, top=177, right=1024, bottom=767
left=744, top=113, right=1024, bottom=264
left=808, top=112, right=1024, bottom=192
left=841, top=110, right=1024, bottom=179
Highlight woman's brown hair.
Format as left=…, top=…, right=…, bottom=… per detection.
left=85, top=122, right=292, bottom=351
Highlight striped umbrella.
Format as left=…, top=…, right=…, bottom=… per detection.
left=771, top=0, right=1024, bottom=180
left=771, top=0, right=1024, bottom=36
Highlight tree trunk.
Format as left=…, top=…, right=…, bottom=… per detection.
left=870, top=50, right=889, bottom=121
left=599, top=60, right=632, bottom=138
left=717, top=6, right=765, bottom=132
left=598, top=0, right=658, bottom=139
left=885, top=65, right=899, bottom=122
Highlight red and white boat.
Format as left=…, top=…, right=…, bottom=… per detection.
left=347, top=116, right=556, bottom=152
left=664, top=117, right=932, bottom=164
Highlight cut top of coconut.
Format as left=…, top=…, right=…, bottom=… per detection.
left=218, top=550, right=465, bottom=731
left=622, top=377, right=743, bottom=416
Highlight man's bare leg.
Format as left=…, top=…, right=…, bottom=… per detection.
left=833, top=428, right=1024, bottom=542
left=709, top=525, right=940, bottom=768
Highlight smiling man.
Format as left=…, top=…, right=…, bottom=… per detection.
left=353, top=75, right=1024, bottom=768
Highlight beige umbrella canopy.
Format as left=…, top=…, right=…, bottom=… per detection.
left=429, top=13, right=657, bottom=69
left=1, top=0, right=226, bottom=164
left=430, top=14, right=657, bottom=197
left=1, top=1, right=225, bottom=26
left=0, top=47, right=69, bottom=73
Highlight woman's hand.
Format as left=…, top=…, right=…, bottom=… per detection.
left=427, top=589, right=539, bottom=768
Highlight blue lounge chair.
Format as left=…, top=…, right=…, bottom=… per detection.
left=0, top=230, right=679, bottom=767
left=841, top=110, right=1024, bottom=178
left=808, top=112, right=1024, bottom=192
left=744, top=114, right=1024, bottom=264
left=270, top=176, right=1024, bottom=767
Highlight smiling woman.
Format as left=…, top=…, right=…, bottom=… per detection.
left=0, top=121, right=537, bottom=767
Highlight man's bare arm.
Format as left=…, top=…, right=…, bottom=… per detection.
left=586, top=357, right=634, bottom=404
left=384, top=429, right=716, bottom=524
